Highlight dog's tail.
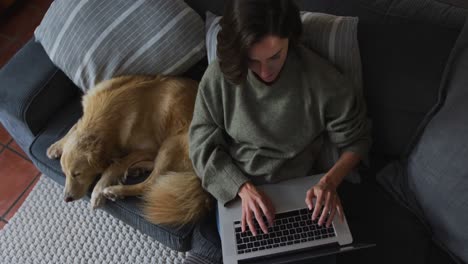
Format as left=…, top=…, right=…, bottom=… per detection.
left=141, top=171, right=213, bottom=226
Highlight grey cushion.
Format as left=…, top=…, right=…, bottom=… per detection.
left=378, top=20, right=468, bottom=262
left=34, top=0, right=206, bottom=91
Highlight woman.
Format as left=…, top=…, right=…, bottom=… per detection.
left=188, top=0, right=371, bottom=262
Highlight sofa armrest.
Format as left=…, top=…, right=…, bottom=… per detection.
left=0, top=38, right=81, bottom=152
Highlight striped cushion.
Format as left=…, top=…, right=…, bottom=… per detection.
left=35, top=0, right=206, bottom=91
left=205, top=12, right=222, bottom=66
left=205, top=11, right=362, bottom=90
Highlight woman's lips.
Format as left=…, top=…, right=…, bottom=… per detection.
left=263, top=73, right=275, bottom=82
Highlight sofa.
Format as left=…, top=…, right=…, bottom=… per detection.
left=1, top=0, right=467, bottom=263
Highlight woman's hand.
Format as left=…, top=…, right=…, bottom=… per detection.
left=304, top=178, right=344, bottom=228
left=238, top=181, right=275, bottom=236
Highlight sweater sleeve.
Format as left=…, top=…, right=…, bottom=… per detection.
left=324, top=70, right=372, bottom=159
left=188, top=66, right=249, bottom=205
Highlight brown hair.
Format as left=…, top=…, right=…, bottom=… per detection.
left=217, top=0, right=302, bottom=85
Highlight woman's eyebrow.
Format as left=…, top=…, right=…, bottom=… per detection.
left=268, top=49, right=282, bottom=59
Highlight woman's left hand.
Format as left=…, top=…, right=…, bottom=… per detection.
left=304, top=179, right=344, bottom=227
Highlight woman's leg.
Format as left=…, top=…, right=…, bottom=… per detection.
left=313, top=254, right=337, bottom=264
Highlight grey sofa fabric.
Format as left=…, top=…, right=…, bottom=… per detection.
left=359, top=23, right=461, bottom=158
left=186, top=0, right=467, bottom=27
left=378, top=20, right=468, bottom=262
left=408, top=21, right=468, bottom=262
left=0, top=40, right=79, bottom=152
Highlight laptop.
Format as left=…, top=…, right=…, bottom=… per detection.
left=218, top=173, right=374, bottom=264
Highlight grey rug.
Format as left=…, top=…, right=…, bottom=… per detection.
left=0, top=175, right=187, bottom=264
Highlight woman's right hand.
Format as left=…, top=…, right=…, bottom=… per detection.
left=238, top=181, right=275, bottom=236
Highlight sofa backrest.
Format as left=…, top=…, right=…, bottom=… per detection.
left=184, top=0, right=467, bottom=161
left=185, top=0, right=467, bottom=26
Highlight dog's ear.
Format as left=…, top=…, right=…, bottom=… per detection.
left=78, top=134, right=102, bottom=151
left=77, top=134, right=107, bottom=168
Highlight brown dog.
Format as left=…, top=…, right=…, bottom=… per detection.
left=47, top=75, right=212, bottom=226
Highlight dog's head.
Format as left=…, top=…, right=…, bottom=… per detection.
left=61, top=133, right=107, bottom=202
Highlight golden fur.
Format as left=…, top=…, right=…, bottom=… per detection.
left=47, top=75, right=212, bottom=226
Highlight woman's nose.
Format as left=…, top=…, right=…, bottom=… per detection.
left=260, top=64, right=271, bottom=78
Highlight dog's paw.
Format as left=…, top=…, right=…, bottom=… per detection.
left=46, top=143, right=62, bottom=159
left=102, top=186, right=123, bottom=202
left=90, top=190, right=106, bottom=209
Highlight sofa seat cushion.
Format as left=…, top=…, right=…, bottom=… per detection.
left=29, top=97, right=195, bottom=252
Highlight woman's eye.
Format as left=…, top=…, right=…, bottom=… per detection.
left=270, top=54, right=280, bottom=60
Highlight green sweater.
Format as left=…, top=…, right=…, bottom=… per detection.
left=188, top=45, right=371, bottom=205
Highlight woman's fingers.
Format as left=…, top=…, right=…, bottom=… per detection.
left=312, top=190, right=324, bottom=221
left=267, top=199, right=276, bottom=226
left=258, top=199, right=274, bottom=228
left=239, top=185, right=276, bottom=236
left=245, top=206, right=257, bottom=236
left=305, top=188, right=315, bottom=210
left=318, top=191, right=332, bottom=226
left=253, top=203, right=269, bottom=235
left=326, top=195, right=337, bottom=227
left=336, top=198, right=344, bottom=222
left=241, top=207, right=247, bottom=233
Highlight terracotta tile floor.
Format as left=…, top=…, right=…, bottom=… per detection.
left=0, top=0, right=53, bottom=230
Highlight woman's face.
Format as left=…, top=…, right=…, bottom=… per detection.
left=247, top=35, right=289, bottom=84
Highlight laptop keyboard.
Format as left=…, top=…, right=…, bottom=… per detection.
left=234, top=208, right=336, bottom=255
